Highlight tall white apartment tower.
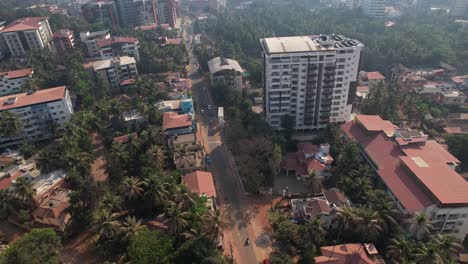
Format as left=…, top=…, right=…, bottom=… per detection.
left=361, top=0, right=385, bottom=17
left=260, top=35, right=364, bottom=131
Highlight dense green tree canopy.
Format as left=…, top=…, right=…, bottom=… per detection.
left=128, top=229, right=174, bottom=264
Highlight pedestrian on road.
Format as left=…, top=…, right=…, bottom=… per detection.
left=245, top=238, right=250, bottom=246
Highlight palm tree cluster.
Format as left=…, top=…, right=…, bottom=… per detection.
left=0, top=177, right=36, bottom=219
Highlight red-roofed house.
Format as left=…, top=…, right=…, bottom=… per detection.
left=0, top=68, right=34, bottom=96
left=0, top=86, right=74, bottom=145
left=359, top=71, right=385, bottom=87
left=96, top=37, right=140, bottom=61
left=32, top=188, right=71, bottom=231
left=183, top=171, right=216, bottom=198
left=159, top=37, right=182, bottom=46
left=162, top=112, right=194, bottom=135
left=315, top=243, right=380, bottom=264
left=341, top=115, right=468, bottom=240
left=281, top=143, right=333, bottom=180
left=1, top=17, right=53, bottom=56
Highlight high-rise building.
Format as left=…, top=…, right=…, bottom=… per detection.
left=156, top=0, right=177, bottom=27
left=0, top=86, right=74, bottom=145
left=451, top=0, right=468, bottom=17
left=209, top=0, right=226, bottom=12
left=260, top=35, right=363, bottom=131
left=115, top=0, right=158, bottom=28
left=0, top=17, right=53, bottom=56
left=361, top=0, right=385, bottom=17
left=96, top=37, right=140, bottom=61
left=0, top=68, right=34, bottom=96
left=80, top=30, right=111, bottom=57
left=81, top=0, right=120, bottom=28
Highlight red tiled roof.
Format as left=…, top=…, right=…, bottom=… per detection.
left=0, top=86, right=66, bottom=111
left=401, top=140, right=460, bottom=165
left=163, top=112, right=192, bottom=130
left=165, top=38, right=182, bottom=45
left=317, top=244, right=376, bottom=264
left=135, top=23, right=158, bottom=31
left=96, top=37, right=138, bottom=48
left=0, top=68, right=33, bottom=79
left=355, top=115, right=397, bottom=133
left=120, top=78, right=135, bottom=86
left=0, top=170, right=27, bottom=190
left=1, top=17, right=48, bottom=33
left=298, top=142, right=319, bottom=155
left=324, top=188, right=348, bottom=205
left=356, top=86, right=369, bottom=92
left=113, top=133, right=137, bottom=144
left=341, top=120, right=434, bottom=212
left=304, top=199, right=331, bottom=217
left=366, top=71, right=385, bottom=80
left=183, top=171, right=216, bottom=197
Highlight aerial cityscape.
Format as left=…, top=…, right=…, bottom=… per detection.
left=0, top=0, right=467, bottom=263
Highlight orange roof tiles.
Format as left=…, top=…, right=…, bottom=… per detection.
left=355, top=115, right=397, bottom=133
left=0, top=169, right=27, bottom=190
left=366, top=71, right=385, bottom=80
left=0, top=68, right=33, bottom=79
left=1, top=17, right=48, bottom=33
left=317, top=243, right=376, bottom=264
left=162, top=112, right=192, bottom=130
left=356, top=85, right=369, bottom=92
left=324, top=188, right=348, bottom=205
left=183, top=171, right=216, bottom=197
left=304, top=199, right=330, bottom=217
left=96, top=37, right=138, bottom=48
left=0, top=86, right=66, bottom=111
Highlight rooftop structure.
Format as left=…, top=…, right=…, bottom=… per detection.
left=0, top=86, right=66, bottom=111
left=1, top=17, right=49, bottom=33
left=162, top=112, right=192, bottom=131
left=282, top=143, right=334, bottom=179
left=341, top=115, right=468, bottom=239
left=0, top=68, right=34, bottom=96
left=91, top=56, right=138, bottom=88
left=208, top=57, right=244, bottom=90
left=32, top=188, right=71, bottom=231
left=315, top=243, right=379, bottom=264
left=183, top=170, right=216, bottom=198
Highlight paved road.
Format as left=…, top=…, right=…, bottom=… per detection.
left=183, top=20, right=262, bottom=264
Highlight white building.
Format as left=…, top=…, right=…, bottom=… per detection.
left=80, top=30, right=111, bottom=57
left=96, top=37, right=140, bottom=61
left=1, top=17, right=53, bottom=56
left=208, top=57, right=244, bottom=90
left=361, top=0, right=385, bottom=18
left=0, top=68, right=34, bottom=96
left=451, top=0, right=468, bottom=17
left=209, top=0, right=226, bottom=12
left=260, top=35, right=363, bottom=131
left=91, top=56, right=138, bottom=88
left=0, top=86, right=74, bottom=145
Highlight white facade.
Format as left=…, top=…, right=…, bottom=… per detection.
left=80, top=30, right=111, bottom=57
left=209, top=0, right=226, bottom=12
left=208, top=57, right=244, bottom=90
left=92, top=56, right=138, bottom=88
left=0, top=87, right=74, bottom=145
left=0, top=69, right=33, bottom=96
left=361, top=0, right=385, bottom=18
left=2, top=17, right=53, bottom=56
left=260, top=35, right=363, bottom=131
left=451, top=0, right=468, bottom=17
left=97, top=38, right=140, bottom=61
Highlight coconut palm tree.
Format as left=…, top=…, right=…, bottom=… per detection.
left=100, top=192, right=122, bottom=212
left=201, top=209, right=231, bottom=238
left=118, top=216, right=145, bottom=242
left=120, top=176, right=145, bottom=200
left=90, top=209, right=122, bottom=242
left=305, top=217, right=326, bottom=247
left=416, top=242, right=444, bottom=264
left=111, top=142, right=130, bottom=164
left=19, top=142, right=35, bottom=159
left=408, top=212, right=432, bottom=240
left=160, top=201, right=191, bottom=235
left=147, top=145, right=166, bottom=168
left=141, top=126, right=165, bottom=146
left=126, top=134, right=141, bottom=157
left=353, top=207, right=384, bottom=243
left=305, top=169, right=324, bottom=194
left=386, top=234, right=419, bottom=263
left=0, top=111, right=23, bottom=139
left=143, top=174, right=169, bottom=208
left=0, top=190, right=17, bottom=219
left=12, top=177, right=35, bottom=204
left=172, top=185, right=196, bottom=210
left=431, top=235, right=463, bottom=261
left=335, top=206, right=357, bottom=234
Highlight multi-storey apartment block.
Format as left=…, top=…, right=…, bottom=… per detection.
left=208, top=57, right=244, bottom=90
left=52, top=29, right=75, bottom=54
left=1, top=17, right=53, bottom=57
left=0, top=86, right=74, bottom=145
left=81, top=0, right=120, bottom=28
left=0, top=68, right=34, bottom=96
left=91, top=56, right=138, bottom=88
left=80, top=30, right=111, bottom=57
left=342, top=115, right=468, bottom=240
left=156, top=0, right=177, bottom=27
left=96, top=37, right=140, bottom=61
left=115, top=0, right=158, bottom=28
left=361, top=0, right=385, bottom=18
left=451, top=0, right=468, bottom=17
left=260, top=35, right=363, bottom=131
